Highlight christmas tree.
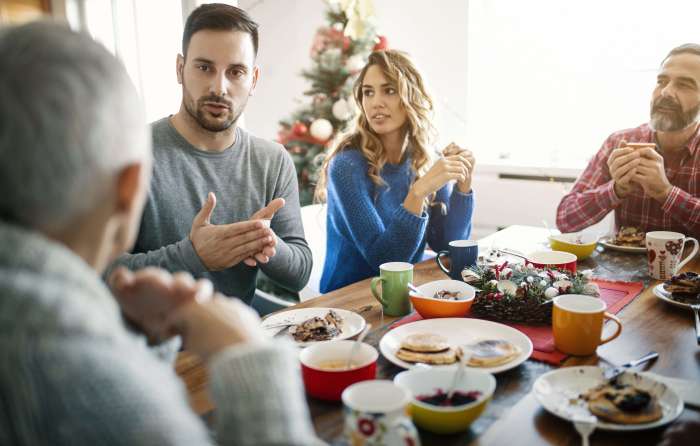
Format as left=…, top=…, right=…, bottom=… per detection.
left=277, top=0, right=387, bottom=205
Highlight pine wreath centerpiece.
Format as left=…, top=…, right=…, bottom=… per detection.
left=462, top=262, right=600, bottom=325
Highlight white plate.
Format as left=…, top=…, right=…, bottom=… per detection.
left=379, top=318, right=533, bottom=374
left=653, top=283, right=696, bottom=309
left=533, top=366, right=683, bottom=431
left=599, top=237, right=646, bottom=254
left=261, top=307, right=366, bottom=346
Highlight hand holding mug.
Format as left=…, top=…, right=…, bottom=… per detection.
left=607, top=140, right=642, bottom=199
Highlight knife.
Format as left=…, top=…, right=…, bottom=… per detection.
left=603, top=351, right=659, bottom=382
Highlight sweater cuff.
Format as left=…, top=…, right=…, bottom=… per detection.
left=176, top=238, right=208, bottom=274
left=208, top=342, right=320, bottom=445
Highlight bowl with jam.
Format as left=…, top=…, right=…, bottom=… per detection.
left=394, top=367, right=496, bottom=434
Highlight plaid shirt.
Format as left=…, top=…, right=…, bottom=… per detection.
left=556, top=123, right=700, bottom=239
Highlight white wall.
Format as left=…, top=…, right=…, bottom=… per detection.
left=240, top=0, right=469, bottom=151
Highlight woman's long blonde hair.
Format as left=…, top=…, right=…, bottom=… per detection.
left=314, top=50, right=436, bottom=203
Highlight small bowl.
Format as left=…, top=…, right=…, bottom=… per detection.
left=526, top=250, right=578, bottom=273
left=299, top=340, right=377, bottom=401
left=548, top=233, right=599, bottom=260
left=408, top=279, right=476, bottom=319
left=394, top=367, right=496, bottom=434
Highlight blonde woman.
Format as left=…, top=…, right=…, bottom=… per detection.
left=316, top=50, right=475, bottom=292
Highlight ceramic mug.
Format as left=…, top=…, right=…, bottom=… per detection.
left=552, top=294, right=622, bottom=356
left=527, top=250, right=578, bottom=274
left=342, top=380, right=421, bottom=446
left=370, top=262, right=413, bottom=317
left=436, top=240, right=479, bottom=280
left=645, top=231, right=699, bottom=280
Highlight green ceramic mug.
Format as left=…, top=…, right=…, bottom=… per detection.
left=370, top=262, right=414, bottom=316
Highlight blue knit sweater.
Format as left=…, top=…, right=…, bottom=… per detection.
left=320, top=149, right=474, bottom=292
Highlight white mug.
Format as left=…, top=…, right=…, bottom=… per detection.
left=342, top=380, right=420, bottom=446
left=645, top=231, right=699, bottom=280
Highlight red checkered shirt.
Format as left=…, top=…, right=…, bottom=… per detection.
left=556, top=123, right=700, bottom=239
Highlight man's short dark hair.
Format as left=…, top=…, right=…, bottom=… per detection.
left=662, top=43, right=700, bottom=64
left=182, top=3, right=259, bottom=58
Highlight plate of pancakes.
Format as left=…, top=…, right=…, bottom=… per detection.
left=533, top=366, right=683, bottom=431
left=379, top=318, right=533, bottom=374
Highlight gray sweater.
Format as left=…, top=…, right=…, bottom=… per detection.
left=0, top=222, right=323, bottom=445
left=109, top=118, right=312, bottom=302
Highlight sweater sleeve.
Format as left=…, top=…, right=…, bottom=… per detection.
left=26, top=337, right=322, bottom=446
left=104, top=236, right=208, bottom=280
left=209, top=342, right=324, bottom=446
left=326, top=153, right=428, bottom=268
left=259, top=152, right=313, bottom=292
left=426, top=184, right=474, bottom=252
left=556, top=135, right=622, bottom=232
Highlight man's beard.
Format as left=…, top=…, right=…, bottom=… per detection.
left=649, top=96, right=700, bottom=132
left=182, top=88, right=246, bottom=132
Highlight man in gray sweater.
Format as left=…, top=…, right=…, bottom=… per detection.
left=108, top=4, right=312, bottom=303
left=0, top=21, right=321, bottom=446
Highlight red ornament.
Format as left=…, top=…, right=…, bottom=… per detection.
left=373, top=35, right=388, bottom=51
left=292, top=122, right=308, bottom=136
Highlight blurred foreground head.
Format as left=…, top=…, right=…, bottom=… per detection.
left=0, top=22, right=151, bottom=271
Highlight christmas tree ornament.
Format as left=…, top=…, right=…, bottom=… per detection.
left=346, top=54, right=366, bottom=73
left=373, top=34, right=388, bottom=51
left=332, top=98, right=353, bottom=120
left=341, top=0, right=376, bottom=39
left=292, top=121, right=308, bottom=136
left=310, top=118, right=334, bottom=141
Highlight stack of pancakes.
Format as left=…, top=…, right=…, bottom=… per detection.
left=396, top=333, right=457, bottom=365
left=613, top=226, right=645, bottom=247
left=465, top=339, right=520, bottom=367
left=664, top=272, right=700, bottom=296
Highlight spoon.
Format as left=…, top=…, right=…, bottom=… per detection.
left=446, top=347, right=472, bottom=402
left=407, top=282, right=428, bottom=297
left=346, top=323, right=372, bottom=369
left=542, top=219, right=555, bottom=236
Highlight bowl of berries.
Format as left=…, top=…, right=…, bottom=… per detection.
left=393, top=367, right=496, bottom=434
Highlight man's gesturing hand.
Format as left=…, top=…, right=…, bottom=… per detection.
left=190, top=192, right=274, bottom=271
left=242, top=198, right=286, bottom=267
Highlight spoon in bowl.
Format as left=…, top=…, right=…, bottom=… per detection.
left=446, top=347, right=472, bottom=402
left=346, top=323, right=372, bottom=370
left=407, top=282, right=428, bottom=297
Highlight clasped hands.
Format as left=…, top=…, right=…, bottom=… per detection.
left=189, top=192, right=285, bottom=271
left=412, top=142, right=475, bottom=198
left=109, top=267, right=267, bottom=361
left=607, top=140, right=673, bottom=201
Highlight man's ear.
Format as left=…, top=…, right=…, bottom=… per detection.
left=115, top=163, right=146, bottom=216
left=176, top=54, right=185, bottom=85
left=249, top=65, right=260, bottom=96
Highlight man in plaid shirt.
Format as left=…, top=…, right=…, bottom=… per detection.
left=557, top=44, right=700, bottom=240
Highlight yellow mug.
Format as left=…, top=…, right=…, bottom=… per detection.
left=552, top=294, right=622, bottom=356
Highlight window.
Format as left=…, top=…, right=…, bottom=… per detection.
left=64, top=0, right=238, bottom=123
left=465, top=0, right=700, bottom=168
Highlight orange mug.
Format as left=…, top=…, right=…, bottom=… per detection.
left=552, top=294, right=622, bottom=356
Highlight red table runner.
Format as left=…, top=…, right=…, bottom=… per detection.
left=389, top=279, right=644, bottom=366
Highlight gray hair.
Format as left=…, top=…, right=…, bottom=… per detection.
left=0, top=21, right=150, bottom=232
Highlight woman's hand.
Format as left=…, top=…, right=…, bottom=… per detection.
left=404, top=149, right=470, bottom=215
left=442, top=143, right=475, bottom=193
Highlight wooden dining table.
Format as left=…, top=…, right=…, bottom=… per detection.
left=175, top=225, right=700, bottom=445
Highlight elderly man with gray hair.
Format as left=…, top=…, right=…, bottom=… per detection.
left=0, top=22, right=321, bottom=446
